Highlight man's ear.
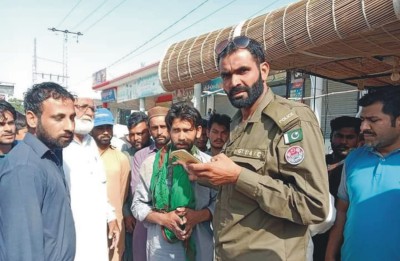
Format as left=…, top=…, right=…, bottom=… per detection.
left=195, top=125, right=202, bottom=139
left=260, top=61, right=270, bottom=82
left=26, top=111, right=38, bottom=129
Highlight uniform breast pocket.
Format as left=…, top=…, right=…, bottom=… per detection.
left=230, top=155, right=264, bottom=174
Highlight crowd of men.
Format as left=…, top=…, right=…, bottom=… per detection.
left=0, top=37, right=399, bottom=261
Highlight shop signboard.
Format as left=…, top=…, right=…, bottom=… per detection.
left=289, top=71, right=304, bottom=99
left=101, top=88, right=117, bottom=102
left=117, top=72, right=164, bottom=103
left=201, top=77, right=223, bottom=93
left=92, top=68, right=107, bottom=85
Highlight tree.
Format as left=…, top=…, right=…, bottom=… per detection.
left=8, top=98, right=24, bottom=113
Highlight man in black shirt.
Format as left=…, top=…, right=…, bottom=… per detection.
left=0, top=82, right=76, bottom=261
left=313, top=116, right=361, bottom=260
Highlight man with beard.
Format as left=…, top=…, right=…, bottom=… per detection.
left=312, top=116, right=360, bottom=260
left=0, top=82, right=76, bottom=261
left=0, top=100, right=17, bottom=161
left=131, top=103, right=216, bottom=261
left=91, top=108, right=130, bottom=261
left=326, top=87, right=400, bottom=261
left=130, top=106, right=170, bottom=261
left=122, top=111, right=151, bottom=158
left=121, top=111, right=151, bottom=261
left=184, top=36, right=329, bottom=261
left=63, top=96, right=120, bottom=261
left=206, top=113, right=231, bottom=156
left=195, top=118, right=209, bottom=152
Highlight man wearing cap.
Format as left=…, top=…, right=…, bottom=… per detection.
left=312, top=116, right=361, bottom=260
left=63, top=96, right=119, bottom=261
left=130, top=106, right=171, bottom=261
left=91, top=108, right=130, bottom=261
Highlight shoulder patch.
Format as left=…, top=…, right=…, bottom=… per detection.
left=285, top=146, right=305, bottom=165
left=283, top=128, right=303, bottom=144
left=263, top=100, right=299, bottom=131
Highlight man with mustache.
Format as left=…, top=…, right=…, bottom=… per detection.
left=131, top=102, right=216, bottom=261
left=121, top=111, right=152, bottom=261
left=0, top=100, right=17, bottom=161
left=130, top=106, right=170, bottom=261
left=63, top=95, right=120, bottom=261
left=184, top=36, right=329, bottom=261
left=0, top=82, right=76, bottom=261
left=312, top=116, right=361, bottom=260
left=123, top=111, right=151, bottom=158
left=91, top=108, right=130, bottom=261
left=195, top=119, right=209, bottom=152
left=206, top=113, right=231, bottom=156
left=326, top=87, right=400, bottom=261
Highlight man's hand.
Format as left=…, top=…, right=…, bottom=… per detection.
left=124, top=215, right=136, bottom=233
left=159, top=210, right=186, bottom=240
left=175, top=207, right=211, bottom=240
left=108, top=219, right=120, bottom=249
left=182, top=153, right=241, bottom=185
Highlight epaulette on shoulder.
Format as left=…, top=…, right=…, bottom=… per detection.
left=262, top=96, right=300, bottom=132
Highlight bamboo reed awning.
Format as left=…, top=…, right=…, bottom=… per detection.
left=159, top=0, right=400, bottom=91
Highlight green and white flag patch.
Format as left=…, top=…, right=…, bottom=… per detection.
left=284, top=128, right=303, bottom=144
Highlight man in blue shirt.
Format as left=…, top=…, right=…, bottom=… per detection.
left=0, top=82, right=76, bottom=261
left=0, top=100, right=17, bottom=161
left=326, top=87, right=400, bottom=261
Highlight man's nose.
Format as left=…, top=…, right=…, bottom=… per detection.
left=231, top=74, right=242, bottom=87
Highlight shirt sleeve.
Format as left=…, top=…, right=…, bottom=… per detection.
left=235, top=111, right=329, bottom=225
left=131, top=153, right=141, bottom=194
left=0, top=165, right=46, bottom=261
left=131, top=160, right=153, bottom=223
left=337, top=163, right=349, bottom=202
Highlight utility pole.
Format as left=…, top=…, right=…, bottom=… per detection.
left=48, top=27, right=83, bottom=88
left=32, top=38, right=37, bottom=84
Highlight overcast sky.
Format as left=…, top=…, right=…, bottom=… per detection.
left=0, top=0, right=294, bottom=98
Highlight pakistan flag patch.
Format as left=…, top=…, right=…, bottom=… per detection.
left=283, top=128, right=303, bottom=144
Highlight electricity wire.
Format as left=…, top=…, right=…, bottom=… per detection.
left=57, top=0, right=84, bottom=28
left=71, top=0, right=110, bottom=30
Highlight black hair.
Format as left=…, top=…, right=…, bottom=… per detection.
left=127, top=111, right=148, bottom=130
left=0, top=100, right=17, bottom=122
left=23, top=82, right=75, bottom=117
left=329, top=116, right=361, bottom=140
left=359, top=87, right=400, bottom=127
left=165, top=102, right=202, bottom=131
left=217, top=37, right=266, bottom=67
left=15, top=111, right=27, bottom=131
left=200, top=118, right=208, bottom=128
left=208, top=113, right=231, bottom=131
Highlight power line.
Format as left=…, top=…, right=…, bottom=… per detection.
left=71, top=0, right=110, bottom=30
left=122, top=0, right=239, bottom=64
left=248, top=0, right=282, bottom=19
left=57, top=0, right=84, bottom=28
left=107, top=0, right=211, bottom=68
left=72, top=0, right=238, bottom=86
left=82, top=0, right=128, bottom=33
left=37, top=56, right=63, bottom=64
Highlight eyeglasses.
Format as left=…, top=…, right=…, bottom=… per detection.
left=215, top=36, right=251, bottom=56
left=75, top=104, right=96, bottom=113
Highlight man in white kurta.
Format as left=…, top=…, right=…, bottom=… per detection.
left=63, top=97, right=118, bottom=261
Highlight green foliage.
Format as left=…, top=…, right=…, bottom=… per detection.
left=8, top=98, right=24, bottom=113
